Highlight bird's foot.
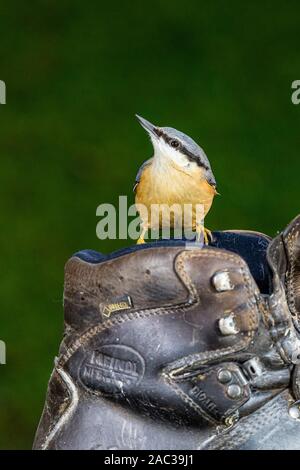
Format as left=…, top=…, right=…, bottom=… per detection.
left=137, top=224, right=149, bottom=244
left=196, top=225, right=212, bottom=245
left=203, top=227, right=212, bottom=244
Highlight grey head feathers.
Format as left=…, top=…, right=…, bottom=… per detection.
left=135, top=115, right=217, bottom=190
left=157, top=126, right=216, bottom=187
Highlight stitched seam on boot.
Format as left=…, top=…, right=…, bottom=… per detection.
left=40, top=368, right=79, bottom=450
left=58, top=249, right=259, bottom=367
left=161, top=333, right=253, bottom=425
left=163, top=333, right=254, bottom=376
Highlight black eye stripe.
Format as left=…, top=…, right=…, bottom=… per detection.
left=158, top=130, right=209, bottom=170
left=162, top=133, right=179, bottom=147
left=181, top=146, right=209, bottom=170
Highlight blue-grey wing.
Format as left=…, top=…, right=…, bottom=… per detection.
left=133, top=158, right=153, bottom=192
left=206, top=170, right=217, bottom=189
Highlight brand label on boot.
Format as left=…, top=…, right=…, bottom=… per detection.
left=176, top=363, right=250, bottom=422
left=100, top=295, right=133, bottom=319
left=79, top=344, right=145, bottom=395
left=189, top=384, right=221, bottom=420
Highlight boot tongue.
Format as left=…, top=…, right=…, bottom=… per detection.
left=210, top=230, right=272, bottom=295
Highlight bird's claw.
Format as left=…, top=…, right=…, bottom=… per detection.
left=196, top=225, right=212, bottom=245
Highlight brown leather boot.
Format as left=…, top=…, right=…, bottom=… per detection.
left=33, top=216, right=300, bottom=450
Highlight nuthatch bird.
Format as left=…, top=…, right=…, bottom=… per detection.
left=134, top=115, right=217, bottom=244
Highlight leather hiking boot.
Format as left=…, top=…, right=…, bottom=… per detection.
left=33, top=216, right=300, bottom=450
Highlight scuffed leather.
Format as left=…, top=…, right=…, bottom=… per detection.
left=33, top=221, right=300, bottom=450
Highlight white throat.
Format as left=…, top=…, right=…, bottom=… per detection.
left=151, top=136, right=195, bottom=172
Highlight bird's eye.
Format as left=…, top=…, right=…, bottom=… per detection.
left=170, top=140, right=180, bottom=148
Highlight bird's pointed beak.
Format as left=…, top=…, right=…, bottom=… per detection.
left=135, top=114, right=158, bottom=138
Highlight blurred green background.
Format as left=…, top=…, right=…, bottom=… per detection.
left=1, top=0, right=300, bottom=449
